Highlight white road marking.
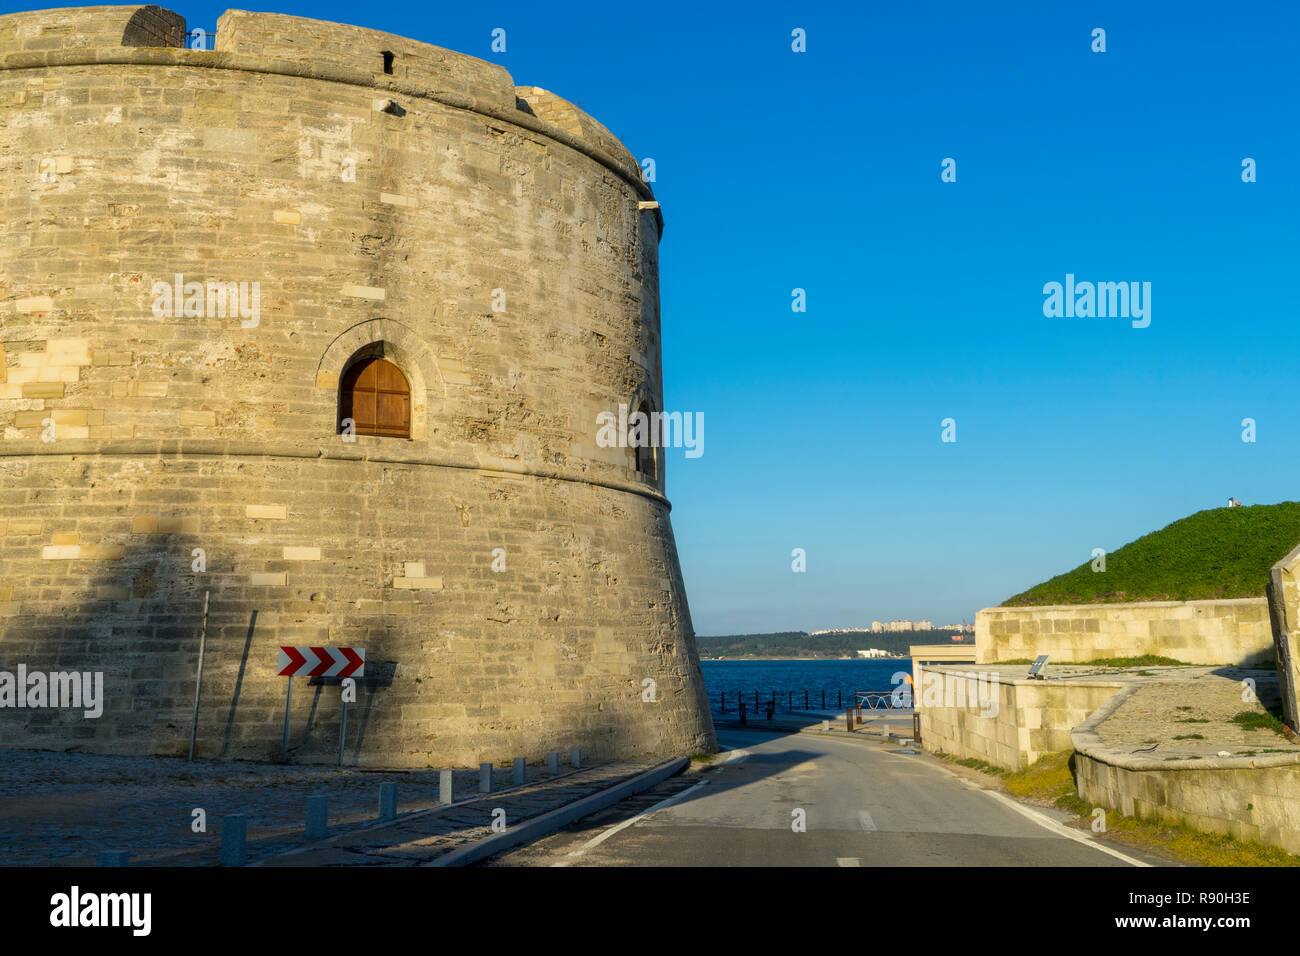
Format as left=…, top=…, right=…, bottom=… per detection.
left=858, top=810, right=877, bottom=831
left=557, top=748, right=747, bottom=862
left=828, top=739, right=1151, bottom=867
left=565, top=778, right=711, bottom=858
left=837, top=857, right=861, bottom=866
left=977, top=788, right=1151, bottom=867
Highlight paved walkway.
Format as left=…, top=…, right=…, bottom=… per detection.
left=251, top=759, right=664, bottom=866
left=1090, top=667, right=1299, bottom=760
left=0, top=748, right=661, bottom=866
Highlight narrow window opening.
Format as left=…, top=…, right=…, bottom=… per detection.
left=634, top=402, right=657, bottom=481
left=381, top=51, right=395, bottom=75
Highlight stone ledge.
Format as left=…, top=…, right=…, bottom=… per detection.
left=0, top=439, right=672, bottom=509
left=1071, top=682, right=1300, bottom=772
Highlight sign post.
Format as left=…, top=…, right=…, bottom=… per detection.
left=338, top=696, right=348, bottom=767
left=281, top=675, right=293, bottom=763
left=276, top=647, right=366, bottom=764
left=188, top=589, right=210, bottom=761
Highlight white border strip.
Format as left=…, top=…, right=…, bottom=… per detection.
left=574, top=778, right=710, bottom=853
left=977, top=788, right=1151, bottom=867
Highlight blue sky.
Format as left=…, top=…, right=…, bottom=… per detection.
left=17, top=0, right=1299, bottom=634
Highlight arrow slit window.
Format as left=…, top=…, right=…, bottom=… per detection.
left=634, top=401, right=657, bottom=480
left=340, top=356, right=410, bottom=438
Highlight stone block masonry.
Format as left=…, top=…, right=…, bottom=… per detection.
left=1073, top=686, right=1300, bottom=855
left=917, top=665, right=1124, bottom=771
left=1267, top=543, right=1300, bottom=732
left=0, top=6, right=713, bottom=766
left=977, top=598, right=1274, bottom=667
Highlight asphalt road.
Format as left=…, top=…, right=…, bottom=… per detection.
left=485, top=728, right=1170, bottom=867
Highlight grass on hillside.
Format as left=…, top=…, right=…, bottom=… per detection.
left=1002, top=502, right=1300, bottom=606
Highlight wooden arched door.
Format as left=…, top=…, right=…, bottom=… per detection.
left=340, top=357, right=410, bottom=438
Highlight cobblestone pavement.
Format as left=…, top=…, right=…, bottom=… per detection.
left=255, top=759, right=664, bottom=866
left=1093, top=667, right=1299, bottom=760
left=0, top=749, right=661, bottom=866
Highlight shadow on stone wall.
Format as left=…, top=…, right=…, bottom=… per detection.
left=13, top=538, right=402, bottom=764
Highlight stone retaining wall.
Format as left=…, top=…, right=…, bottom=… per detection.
left=977, top=598, right=1274, bottom=667
left=1073, top=688, right=1300, bottom=854
left=1267, top=543, right=1300, bottom=732
left=917, top=665, right=1123, bottom=771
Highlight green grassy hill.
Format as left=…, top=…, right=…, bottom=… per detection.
left=1002, top=503, right=1300, bottom=606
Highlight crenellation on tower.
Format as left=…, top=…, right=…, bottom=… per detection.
left=0, top=7, right=652, bottom=205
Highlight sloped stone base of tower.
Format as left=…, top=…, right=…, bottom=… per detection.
left=0, top=450, right=716, bottom=767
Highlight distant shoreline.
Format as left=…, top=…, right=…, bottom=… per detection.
left=701, top=656, right=911, bottom=662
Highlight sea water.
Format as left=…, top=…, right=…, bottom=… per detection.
left=700, top=658, right=912, bottom=714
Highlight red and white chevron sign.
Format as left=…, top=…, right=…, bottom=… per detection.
left=277, top=646, right=365, bottom=678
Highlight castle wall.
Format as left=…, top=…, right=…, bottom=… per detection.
left=1267, top=544, right=1300, bottom=731
left=917, top=666, right=1122, bottom=772
left=1073, top=689, right=1300, bottom=855
left=977, top=598, right=1274, bottom=667
left=0, top=6, right=715, bottom=766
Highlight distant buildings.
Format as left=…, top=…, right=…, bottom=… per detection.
left=856, top=648, right=893, bottom=658
left=810, top=621, right=974, bottom=636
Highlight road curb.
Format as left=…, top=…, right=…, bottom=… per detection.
left=245, top=763, right=595, bottom=866
left=428, top=756, right=690, bottom=867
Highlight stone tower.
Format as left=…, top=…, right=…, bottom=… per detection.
left=0, top=5, right=716, bottom=766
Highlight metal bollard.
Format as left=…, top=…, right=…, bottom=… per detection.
left=570, top=748, right=581, bottom=769
left=739, top=700, right=747, bottom=726
left=846, top=708, right=854, bottom=732
left=96, top=850, right=130, bottom=867
left=513, top=757, right=526, bottom=786
left=547, top=751, right=559, bottom=774
left=220, top=814, right=246, bottom=867
left=439, top=769, right=454, bottom=805
left=480, top=762, right=493, bottom=793
left=305, top=795, right=328, bottom=839
left=379, top=782, right=397, bottom=821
